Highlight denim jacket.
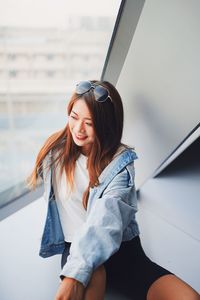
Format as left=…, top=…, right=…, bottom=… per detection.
left=39, top=148, right=139, bottom=287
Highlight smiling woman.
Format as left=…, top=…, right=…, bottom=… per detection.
left=26, top=79, right=200, bottom=300
left=68, top=100, right=95, bottom=156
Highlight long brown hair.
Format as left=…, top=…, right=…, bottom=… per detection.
left=26, top=80, right=134, bottom=209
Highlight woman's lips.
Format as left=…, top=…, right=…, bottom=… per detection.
left=75, top=134, right=87, bottom=140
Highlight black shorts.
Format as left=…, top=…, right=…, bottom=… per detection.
left=61, top=235, right=173, bottom=299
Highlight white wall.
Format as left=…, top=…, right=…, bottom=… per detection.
left=116, top=0, right=200, bottom=188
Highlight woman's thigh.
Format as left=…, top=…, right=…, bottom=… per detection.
left=104, top=235, right=173, bottom=300
left=147, top=274, right=200, bottom=300
left=83, top=264, right=106, bottom=300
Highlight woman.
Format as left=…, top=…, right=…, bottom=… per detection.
left=27, top=80, right=200, bottom=300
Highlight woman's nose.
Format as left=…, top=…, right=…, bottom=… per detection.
left=76, top=121, right=85, bottom=132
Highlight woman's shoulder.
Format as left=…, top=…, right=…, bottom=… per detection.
left=97, top=144, right=137, bottom=187
left=112, top=143, right=136, bottom=160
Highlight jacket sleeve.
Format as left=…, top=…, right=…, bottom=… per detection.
left=59, top=165, right=137, bottom=287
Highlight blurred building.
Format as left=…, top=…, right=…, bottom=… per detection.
left=0, top=15, right=114, bottom=190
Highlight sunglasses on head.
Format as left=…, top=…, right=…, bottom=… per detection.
left=75, top=80, right=113, bottom=103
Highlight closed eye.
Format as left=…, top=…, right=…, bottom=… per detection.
left=70, top=115, right=77, bottom=119
left=86, top=122, right=92, bottom=126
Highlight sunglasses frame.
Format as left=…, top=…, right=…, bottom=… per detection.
left=75, top=81, right=113, bottom=103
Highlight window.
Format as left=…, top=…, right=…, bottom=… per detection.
left=0, top=0, right=121, bottom=197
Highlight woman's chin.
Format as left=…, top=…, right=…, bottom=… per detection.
left=73, top=137, right=87, bottom=145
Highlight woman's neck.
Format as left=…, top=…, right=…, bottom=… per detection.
left=80, top=146, right=91, bottom=157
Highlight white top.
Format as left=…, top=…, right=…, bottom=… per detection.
left=52, top=153, right=89, bottom=242
left=52, top=145, right=127, bottom=242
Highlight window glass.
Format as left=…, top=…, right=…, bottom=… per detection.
left=0, top=0, right=121, bottom=194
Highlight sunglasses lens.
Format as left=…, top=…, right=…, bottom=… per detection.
left=76, top=81, right=92, bottom=94
left=94, top=85, right=109, bottom=102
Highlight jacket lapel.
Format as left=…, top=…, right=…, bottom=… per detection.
left=87, top=149, right=138, bottom=211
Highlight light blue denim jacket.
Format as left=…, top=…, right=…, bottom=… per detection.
left=39, top=148, right=140, bottom=287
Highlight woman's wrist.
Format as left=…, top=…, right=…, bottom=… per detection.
left=63, top=276, right=84, bottom=287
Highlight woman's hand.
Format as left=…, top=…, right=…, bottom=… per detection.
left=54, top=277, right=85, bottom=300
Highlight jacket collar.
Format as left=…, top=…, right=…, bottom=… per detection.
left=98, top=148, right=138, bottom=185
left=87, top=149, right=138, bottom=212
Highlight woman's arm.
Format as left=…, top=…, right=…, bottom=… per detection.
left=54, top=277, right=84, bottom=300
left=60, top=165, right=138, bottom=288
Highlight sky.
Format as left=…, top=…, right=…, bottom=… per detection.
left=0, top=0, right=121, bottom=28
